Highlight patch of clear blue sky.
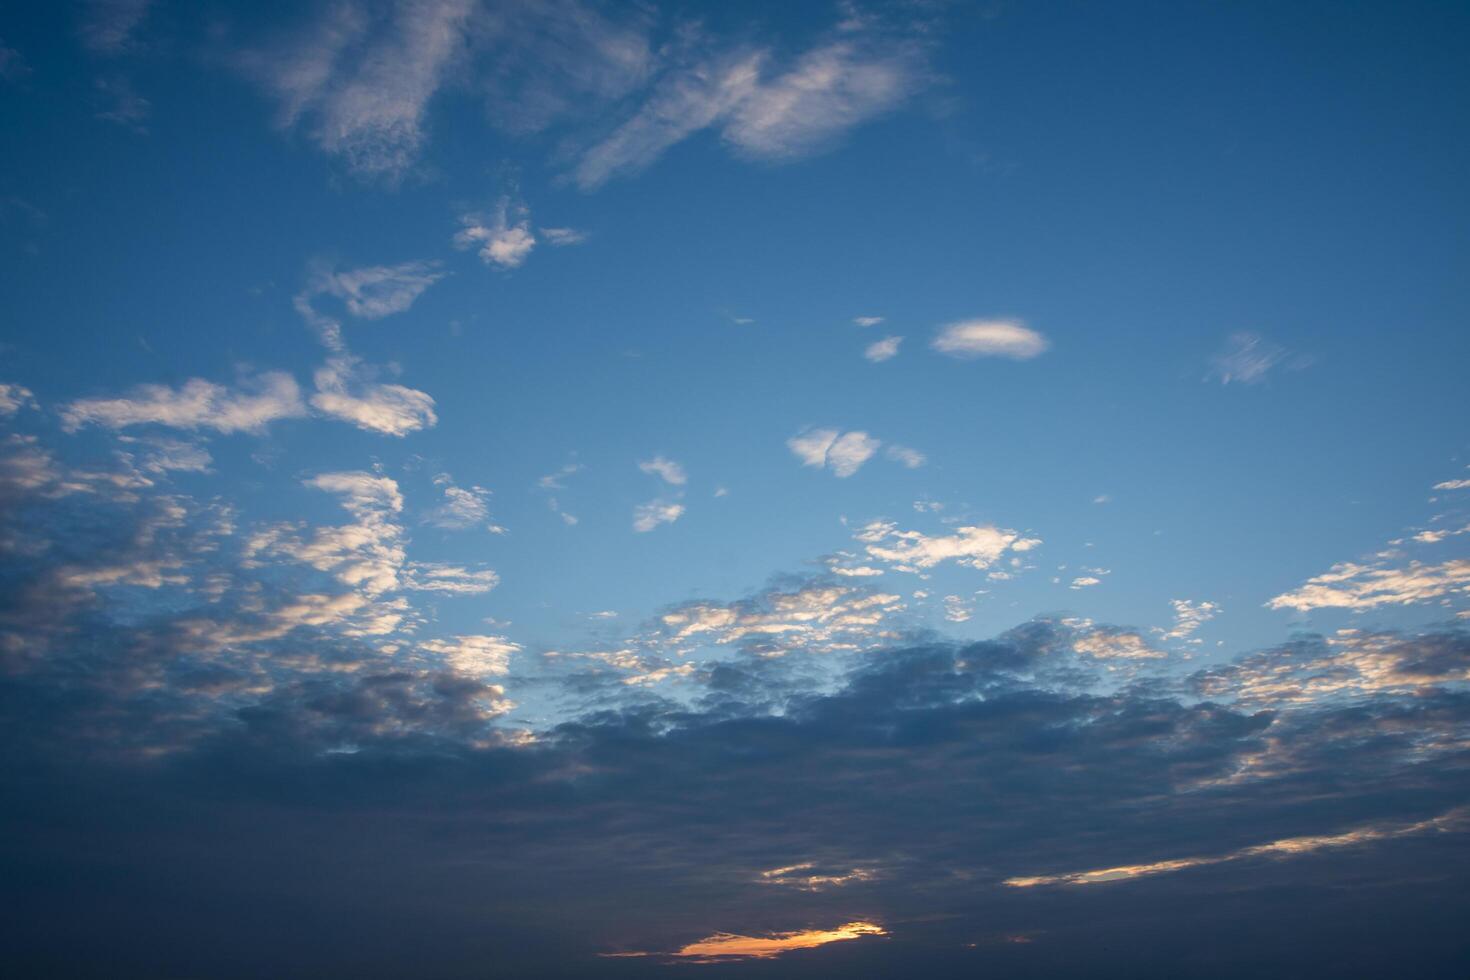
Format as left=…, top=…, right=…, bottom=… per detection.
left=1, top=0, right=1466, bottom=674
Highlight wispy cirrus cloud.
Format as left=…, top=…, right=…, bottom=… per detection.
left=60, top=371, right=308, bottom=434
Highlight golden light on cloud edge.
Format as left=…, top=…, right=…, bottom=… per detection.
left=1004, top=807, right=1468, bottom=888
left=601, top=921, right=887, bottom=963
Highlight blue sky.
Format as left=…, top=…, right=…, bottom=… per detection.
left=2, top=1, right=1469, bottom=975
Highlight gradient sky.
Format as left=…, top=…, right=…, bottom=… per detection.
left=2, top=1, right=1469, bottom=977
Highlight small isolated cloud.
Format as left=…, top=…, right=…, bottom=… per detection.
left=1162, top=599, right=1220, bottom=640
left=455, top=197, right=536, bottom=269
left=310, top=356, right=437, bottom=437
left=932, top=319, right=1049, bottom=360
left=61, top=371, right=307, bottom=434
left=633, top=499, right=684, bottom=533
left=1434, top=478, right=1470, bottom=491
left=943, top=594, right=973, bottom=622
left=855, top=520, right=1040, bottom=574
left=638, top=456, right=687, bottom=486
left=864, top=335, right=902, bottom=362
left=94, top=75, right=150, bottom=130
left=0, top=383, right=37, bottom=417
left=885, top=444, right=925, bottom=469
left=1209, top=332, right=1287, bottom=384
left=540, top=227, right=589, bottom=246
left=1070, top=576, right=1102, bottom=589
left=853, top=316, right=884, bottom=327
left=788, top=428, right=881, bottom=478
left=425, top=474, right=501, bottom=533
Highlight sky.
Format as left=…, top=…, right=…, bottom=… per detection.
left=1, top=0, right=1468, bottom=976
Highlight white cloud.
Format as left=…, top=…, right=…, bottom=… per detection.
left=0, top=383, right=37, bottom=417
left=633, top=499, right=685, bottom=533
left=787, top=428, right=880, bottom=478
left=1071, top=627, right=1164, bottom=661
left=885, top=444, right=925, bottom=469
left=540, top=227, right=589, bottom=246
left=1161, top=599, right=1220, bottom=640
left=61, top=371, right=307, bottom=434
left=295, top=259, right=445, bottom=350
left=572, top=26, right=924, bottom=189
left=455, top=197, right=536, bottom=269
left=1209, top=332, right=1287, bottom=384
left=942, top=594, right=972, bottom=622
left=1267, top=560, right=1470, bottom=613
left=638, top=455, right=687, bottom=486
left=1434, top=478, right=1470, bottom=491
left=854, top=521, right=1041, bottom=574
left=864, top=335, right=902, bottom=362
left=240, top=0, right=476, bottom=181
left=405, top=563, right=500, bottom=594
left=420, top=635, right=519, bottom=675
left=852, top=316, right=884, bottom=327
left=721, top=38, right=921, bottom=160
left=931, top=319, right=1049, bottom=360
left=657, top=583, right=904, bottom=656
left=424, top=474, right=501, bottom=532
left=1070, top=576, right=1102, bottom=589
left=310, top=356, right=437, bottom=436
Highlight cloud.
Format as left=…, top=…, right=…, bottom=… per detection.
left=540, top=227, right=589, bottom=246
left=787, top=428, right=880, bottom=477
left=855, top=520, right=1040, bottom=574
left=294, top=259, right=445, bottom=350
left=864, top=335, right=902, bottom=362
left=1433, top=478, right=1470, bottom=491
left=931, top=319, right=1049, bottom=360
left=1005, top=809, right=1467, bottom=888
left=455, top=196, right=536, bottom=269
left=1071, top=576, right=1102, bottom=589
left=79, top=0, right=153, bottom=53
left=655, top=581, right=904, bottom=657
left=637, top=455, right=686, bottom=486
left=0, top=383, right=37, bottom=417
left=1267, top=559, right=1470, bottom=613
left=419, top=634, right=519, bottom=676
left=1209, top=331, right=1287, bottom=384
left=94, top=75, right=150, bottom=130
left=60, top=371, right=307, bottom=434
left=424, top=474, right=501, bottom=532
left=885, top=444, right=925, bottom=469
left=633, top=499, right=684, bottom=533
left=571, top=25, right=925, bottom=189
left=310, top=356, right=437, bottom=436
left=239, top=0, right=476, bottom=181
left=852, top=316, right=884, bottom=327
left=1161, top=598, right=1220, bottom=640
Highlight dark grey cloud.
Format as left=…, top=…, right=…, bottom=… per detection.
left=2, top=432, right=1469, bottom=977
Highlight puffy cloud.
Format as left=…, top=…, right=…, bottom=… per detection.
left=637, top=455, right=686, bottom=486
left=60, top=371, right=307, bottom=434
left=931, top=319, right=1049, bottom=360
left=420, top=634, right=519, bottom=675
left=0, top=383, right=37, bottom=417
left=855, top=520, right=1040, bottom=574
left=310, top=356, right=437, bottom=436
left=787, top=428, right=880, bottom=478
left=454, top=197, right=536, bottom=269
left=864, top=335, right=902, bottom=362
left=633, top=499, right=684, bottom=533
